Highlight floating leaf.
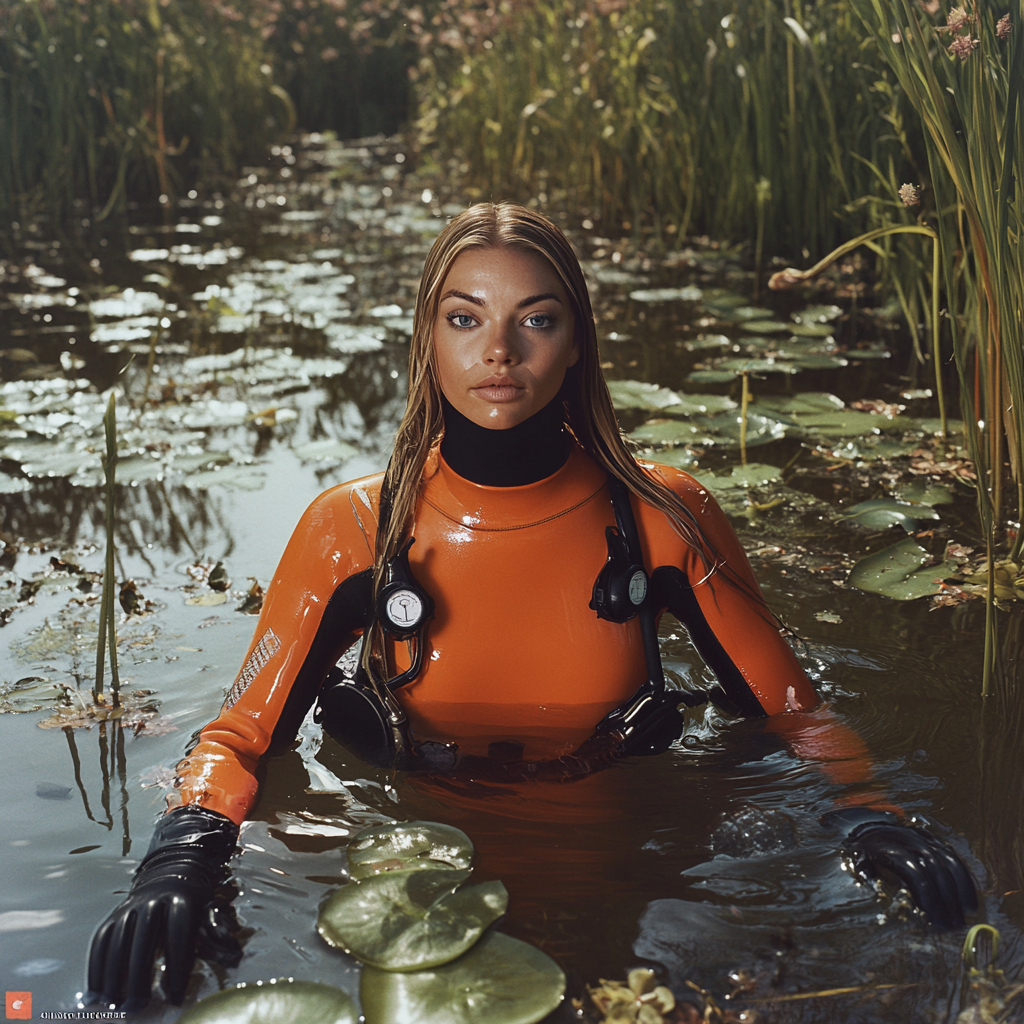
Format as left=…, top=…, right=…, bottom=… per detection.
left=700, top=411, right=787, bottom=447
left=641, top=448, right=698, bottom=469
left=897, top=480, right=954, bottom=505
left=686, top=369, right=737, bottom=384
left=348, top=820, right=475, bottom=880
left=786, top=408, right=895, bottom=437
left=292, top=439, right=359, bottom=463
left=605, top=380, right=683, bottom=412
left=661, top=394, right=737, bottom=417
left=628, top=286, right=702, bottom=303
left=692, top=463, right=782, bottom=491
left=826, top=437, right=920, bottom=461
left=684, top=334, right=729, bottom=351
left=792, top=304, right=842, bottom=324
left=185, top=592, right=228, bottom=607
left=847, top=538, right=956, bottom=600
left=183, top=464, right=267, bottom=491
left=717, top=357, right=799, bottom=375
left=317, top=868, right=507, bottom=971
left=846, top=347, right=891, bottom=360
left=178, top=980, right=357, bottom=1024
left=837, top=498, right=939, bottom=533
left=755, top=392, right=844, bottom=415
left=738, top=320, right=790, bottom=334
left=728, top=305, right=776, bottom=322
left=629, top=420, right=711, bottom=446
left=788, top=322, right=835, bottom=338
left=360, top=931, right=565, bottom=1024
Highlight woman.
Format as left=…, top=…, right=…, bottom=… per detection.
left=86, top=203, right=976, bottom=1009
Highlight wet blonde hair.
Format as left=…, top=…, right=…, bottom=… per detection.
left=363, top=201, right=721, bottom=684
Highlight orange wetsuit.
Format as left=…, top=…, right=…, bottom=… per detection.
left=176, top=445, right=883, bottom=825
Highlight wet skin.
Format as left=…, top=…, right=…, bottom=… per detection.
left=433, top=246, right=580, bottom=430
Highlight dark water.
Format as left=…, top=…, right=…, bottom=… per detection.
left=1, top=136, right=1022, bottom=1023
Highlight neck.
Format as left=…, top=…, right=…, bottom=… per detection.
left=440, top=394, right=571, bottom=486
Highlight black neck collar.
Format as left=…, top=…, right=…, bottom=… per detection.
left=440, top=394, right=571, bottom=486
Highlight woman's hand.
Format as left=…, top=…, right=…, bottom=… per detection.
left=86, top=806, right=240, bottom=1010
left=822, top=807, right=978, bottom=929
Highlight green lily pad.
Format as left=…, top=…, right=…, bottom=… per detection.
left=691, top=463, right=781, bottom=491
left=739, top=320, right=790, bottom=334
left=729, top=306, right=775, bottom=322
left=756, top=392, right=844, bottom=415
left=913, top=417, right=964, bottom=436
left=629, top=420, right=709, bottom=446
left=348, top=820, right=474, bottom=880
left=717, top=358, right=799, bottom=376
left=792, top=303, right=842, bottom=324
left=787, top=409, right=895, bottom=437
left=359, top=930, right=565, bottom=1024
left=701, top=411, right=788, bottom=447
left=641, top=448, right=698, bottom=469
left=837, top=498, right=940, bottom=533
left=897, top=480, right=954, bottom=505
left=788, top=322, right=836, bottom=338
left=847, top=538, right=957, bottom=600
left=846, top=347, right=891, bottom=360
left=790, top=354, right=848, bottom=370
left=605, top=380, right=684, bottom=412
left=684, top=334, right=730, bottom=351
left=317, top=868, right=507, bottom=971
left=292, top=438, right=359, bottom=463
left=178, top=980, right=357, bottom=1024
left=629, top=286, right=702, bottom=303
left=661, top=393, right=737, bottom=417
left=686, top=369, right=737, bottom=384
left=826, top=438, right=919, bottom=461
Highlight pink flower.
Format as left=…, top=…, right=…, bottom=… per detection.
left=949, top=33, right=979, bottom=59
left=997, top=14, right=1012, bottom=39
left=946, top=5, right=971, bottom=30
left=899, top=183, right=921, bottom=206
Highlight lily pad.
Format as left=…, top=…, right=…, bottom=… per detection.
left=789, top=322, right=835, bottom=338
left=825, top=438, right=920, bottom=461
left=348, top=820, right=475, bottom=880
left=897, top=480, right=954, bottom=506
left=686, top=369, right=737, bottom=384
left=729, top=305, right=776, bottom=322
left=717, top=358, right=799, bottom=376
left=792, top=303, right=842, bottom=324
left=692, top=463, right=782, bottom=491
left=628, top=286, right=702, bottom=303
left=837, top=498, right=940, bottom=533
left=755, top=392, right=844, bottom=415
left=629, top=420, right=710, bottom=446
left=317, top=868, right=507, bottom=971
left=359, top=930, right=565, bottom=1024
left=292, top=439, right=359, bottom=463
left=847, top=538, right=956, bottom=600
left=786, top=409, right=895, bottom=437
left=178, top=980, right=357, bottom=1024
left=605, top=380, right=684, bottom=412
left=701, top=411, right=787, bottom=447
left=738, top=320, right=790, bottom=334
left=661, top=394, right=737, bottom=417
left=641, top=448, right=698, bottom=469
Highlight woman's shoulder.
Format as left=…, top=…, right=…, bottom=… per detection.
left=296, top=470, right=385, bottom=543
left=635, top=457, right=707, bottom=501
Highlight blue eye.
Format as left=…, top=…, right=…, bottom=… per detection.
left=525, top=313, right=554, bottom=328
left=447, top=313, right=475, bottom=328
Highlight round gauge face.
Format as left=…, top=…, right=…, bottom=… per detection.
left=385, top=588, right=425, bottom=629
left=628, top=570, right=648, bottom=606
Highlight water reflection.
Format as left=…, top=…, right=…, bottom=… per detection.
left=63, top=722, right=131, bottom=857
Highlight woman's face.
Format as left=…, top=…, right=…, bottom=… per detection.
left=433, top=246, right=579, bottom=430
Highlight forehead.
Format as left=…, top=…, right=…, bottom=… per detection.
left=440, top=246, right=567, bottom=297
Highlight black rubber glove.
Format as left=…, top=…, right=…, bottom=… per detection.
left=822, top=807, right=978, bottom=929
left=86, top=805, right=241, bottom=1010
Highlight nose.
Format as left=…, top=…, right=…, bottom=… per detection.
left=484, top=319, right=521, bottom=365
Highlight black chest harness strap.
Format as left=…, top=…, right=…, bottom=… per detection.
left=314, top=475, right=706, bottom=770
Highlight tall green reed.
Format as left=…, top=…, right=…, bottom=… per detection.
left=852, top=0, right=1024, bottom=695
left=94, top=391, right=120, bottom=705
left=412, top=0, right=930, bottom=262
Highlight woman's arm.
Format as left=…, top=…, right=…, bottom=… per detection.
left=175, top=478, right=379, bottom=824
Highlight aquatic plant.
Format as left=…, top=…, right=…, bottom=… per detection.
left=93, top=391, right=119, bottom=704
left=852, top=0, right=1024, bottom=694
left=410, top=0, right=929, bottom=265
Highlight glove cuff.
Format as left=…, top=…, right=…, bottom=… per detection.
left=142, top=805, right=239, bottom=868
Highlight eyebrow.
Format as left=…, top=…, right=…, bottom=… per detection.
left=439, top=289, right=563, bottom=308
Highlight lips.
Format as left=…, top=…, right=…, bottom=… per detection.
left=472, top=377, right=526, bottom=402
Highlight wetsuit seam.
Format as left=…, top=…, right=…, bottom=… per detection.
left=419, top=481, right=606, bottom=532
